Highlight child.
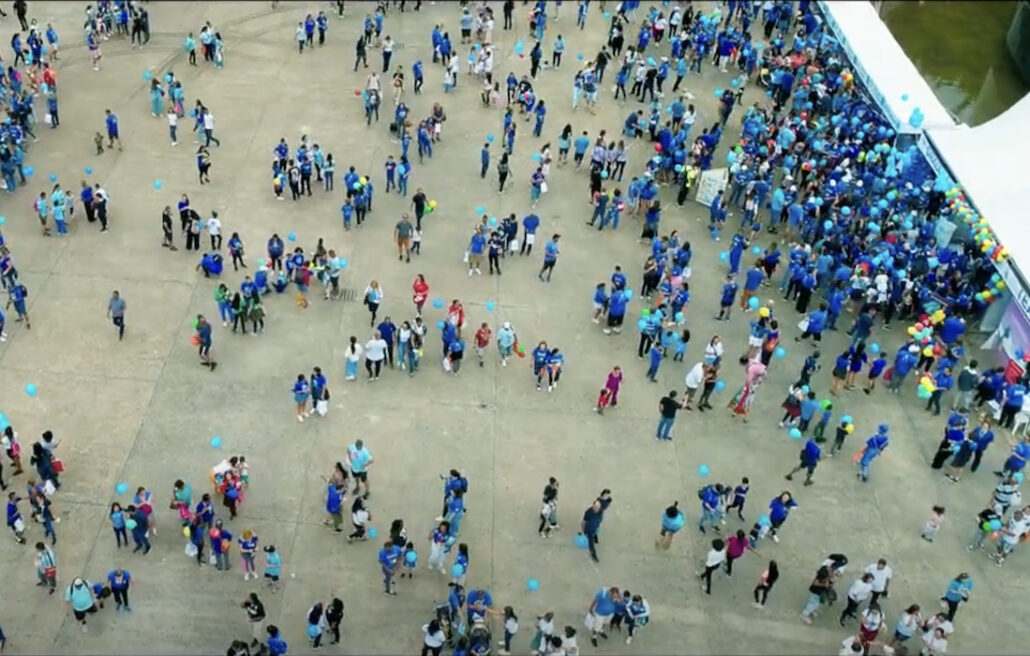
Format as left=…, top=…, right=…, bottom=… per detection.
left=539, top=497, right=557, bottom=537
left=726, top=476, right=749, bottom=520
left=90, top=582, right=111, bottom=609
left=673, top=329, right=690, bottom=362
left=865, top=353, right=888, bottom=395
left=797, top=392, right=819, bottom=434
left=401, top=541, right=417, bottom=578
left=595, top=387, right=612, bottom=415
left=411, top=227, right=421, bottom=255
left=829, top=420, right=850, bottom=456
left=921, top=505, right=945, bottom=542
left=778, top=385, right=803, bottom=427
left=592, top=282, right=608, bottom=323
left=238, top=456, right=250, bottom=486
left=346, top=498, right=370, bottom=542
left=94, top=131, right=105, bottom=154
left=645, top=343, right=663, bottom=382
left=747, top=520, right=769, bottom=548
left=500, top=606, right=519, bottom=656
left=812, top=402, right=833, bottom=442
left=263, top=544, right=283, bottom=591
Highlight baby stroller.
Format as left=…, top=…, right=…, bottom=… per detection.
left=432, top=601, right=455, bottom=647
left=468, top=617, right=492, bottom=656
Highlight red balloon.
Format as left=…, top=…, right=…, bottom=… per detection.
left=354, top=89, right=362, bottom=96
left=921, top=337, right=931, bottom=345
left=914, top=323, right=924, bottom=331
left=932, top=345, right=943, bottom=356
left=654, top=143, right=662, bottom=153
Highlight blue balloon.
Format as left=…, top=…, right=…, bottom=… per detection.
left=603, top=11, right=611, bottom=19
left=153, top=180, right=163, bottom=190
left=823, top=220, right=833, bottom=231
left=23, top=166, right=34, bottom=177
left=527, top=578, right=540, bottom=591
left=288, top=232, right=297, bottom=241
left=532, top=152, right=542, bottom=163
left=210, top=436, right=222, bottom=448
left=751, top=245, right=762, bottom=256
left=485, top=300, right=495, bottom=312
left=486, top=134, right=495, bottom=143
left=142, top=70, right=152, bottom=81
left=514, top=41, right=524, bottom=54
left=841, top=415, right=853, bottom=425
left=869, top=342, right=881, bottom=355
left=337, top=258, right=348, bottom=268
left=901, top=93, right=909, bottom=102
left=405, top=550, right=417, bottom=564
left=488, top=216, right=498, bottom=227
left=475, top=205, right=487, bottom=215
left=698, top=464, right=710, bottom=477
left=714, top=380, right=726, bottom=392
left=758, top=514, right=771, bottom=527
left=24, top=384, right=37, bottom=397
left=989, top=518, right=1003, bottom=531
left=307, top=625, right=320, bottom=639
left=48, top=173, right=57, bottom=182
left=773, top=346, right=786, bottom=359
left=801, top=385, right=810, bottom=394
left=368, top=526, right=379, bottom=539
left=748, top=296, right=760, bottom=310
left=451, top=563, right=465, bottom=577
left=575, top=534, right=589, bottom=549
left=841, top=206, right=852, bottom=216
left=577, top=53, right=584, bottom=61
left=115, top=482, right=129, bottom=495
left=719, top=251, right=730, bottom=262
left=623, top=289, right=633, bottom=301
left=436, top=320, right=445, bottom=330
left=84, top=166, right=93, bottom=175
left=714, top=89, right=724, bottom=98
left=0, top=216, right=5, bottom=226
left=789, top=428, right=802, bottom=440
left=432, top=299, right=445, bottom=309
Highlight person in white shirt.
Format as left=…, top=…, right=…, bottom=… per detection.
left=560, top=626, right=579, bottom=656
left=422, top=620, right=447, bottom=656
left=624, top=595, right=650, bottom=645
left=864, top=558, right=893, bottom=605
left=531, top=612, right=555, bottom=655
left=839, top=573, right=874, bottom=625
left=203, top=110, right=221, bottom=147
left=206, top=211, right=222, bottom=250
left=921, top=627, right=948, bottom=656
left=994, top=509, right=1028, bottom=566
left=699, top=538, right=726, bottom=595
left=684, top=362, right=705, bottom=408
left=167, top=107, right=178, bottom=146
left=364, top=331, right=388, bottom=381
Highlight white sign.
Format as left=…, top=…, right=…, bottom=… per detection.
left=694, top=168, right=729, bottom=207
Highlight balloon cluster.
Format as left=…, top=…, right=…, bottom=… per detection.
left=916, top=372, right=936, bottom=400
left=944, top=185, right=1009, bottom=268
left=426, top=199, right=438, bottom=215
left=351, top=175, right=372, bottom=192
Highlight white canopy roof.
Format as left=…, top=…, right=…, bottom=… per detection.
left=818, top=1, right=956, bottom=133
left=927, top=92, right=1030, bottom=271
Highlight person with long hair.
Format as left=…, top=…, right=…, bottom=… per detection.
left=728, top=358, right=766, bottom=423
left=412, top=274, right=429, bottom=316
left=306, top=602, right=326, bottom=649
left=753, top=560, right=778, bottom=608
left=326, top=598, right=344, bottom=645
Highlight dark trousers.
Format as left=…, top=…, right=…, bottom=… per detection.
left=700, top=564, right=718, bottom=594
left=839, top=596, right=861, bottom=623
left=585, top=530, right=599, bottom=561
left=365, top=359, right=383, bottom=378
left=112, top=587, right=129, bottom=606
left=753, top=584, right=771, bottom=605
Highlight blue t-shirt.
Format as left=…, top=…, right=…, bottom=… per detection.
left=944, top=578, right=973, bottom=602
left=544, top=241, right=559, bottom=262
left=745, top=268, right=764, bottom=291
left=661, top=511, right=685, bottom=532
left=593, top=589, right=617, bottom=616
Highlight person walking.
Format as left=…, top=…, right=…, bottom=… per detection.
left=107, top=290, right=126, bottom=340
left=378, top=539, right=402, bottom=596
left=753, top=560, right=779, bottom=608
left=35, top=542, right=57, bottom=594
left=838, top=573, right=875, bottom=626
left=698, top=538, right=726, bottom=595
left=578, top=492, right=611, bottom=563
left=347, top=440, right=373, bottom=499
left=656, top=391, right=684, bottom=441
left=242, top=593, right=266, bottom=649
left=64, top=577, right=98, bottom=632
left=107, top=568, right=131, bottom=612
left=940, top=572, right=972, bottom=621
left=655, top=501, right=684, bottom=550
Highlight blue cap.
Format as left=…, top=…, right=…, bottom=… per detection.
left=878, top=424, right=889, bottom=433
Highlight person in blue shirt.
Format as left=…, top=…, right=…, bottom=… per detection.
left=998, top=437, right=1030, bottom=478
left=858, top=425, right=890, bottom=482
left=715, top=274, right=739, bottom=321
left=104, top=109, right=122, bottom=151
left=532, top=100, right=547, bottom=137
left=588, top=587, right=620, bottom=644
left=265, top=625, right=288, bottom=656
left=940, top=573, right=973, bottom=622
left=447, top=337, right=466, bottom=374
left=785, top=439, right=821, bottom=485
left=968, top=419, right=995, bottom=473
left=826, top=284, right=846, bottom=331
left=466, top=587, right=494, bottom=626
left=107, top=569, right=132, bottom=612
left=796, top=392, right=820, bottom=433
left=865, top=353, right=888, bottom=395
left=645, top=343, right=663, bottom=382
left=605, top=289, right=629, bottom=335
left=316, top=11, right=328, bottom=45
left=925, top=366, right=954, bottom=416
left=538, top=234, right=560, bottom=282
left=698, top=483, right=722, bottom=533
left=999, top=382, right=1027, bottom=430
left=887, top=345, right=918, bottom=394
left=378, top=539, right=402, bottom=595
left=766, top=492, right=797, bottom=543
left=727, top=231, right=747, bottom=275
left=797, top=302, right=827, bottom=343
left=656, top=501, right=685, bottom=550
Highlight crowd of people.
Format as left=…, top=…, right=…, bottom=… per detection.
left=0, top=0, right=1024, bottom=655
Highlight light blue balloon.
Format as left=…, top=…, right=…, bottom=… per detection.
left=210, top=436, right=222, bottom=448
left=451, top=563, right=465, bottom=577
left=24, top=384, right=37, bottom=397
left=823, top=220, right=833, bottom=231
left=623, top=289, right=633, bottom=301
left=142, top=70, right=152, bottom=81
left=338, top=258, right=348, bottom=268
left=719, top=251, right=730, bottom=262
left=488, top=216, right=498, bottom=227
left=748, top=296, right=760, bottom=310
left=475, top=205, right=487, bottom=215
left=485, top=300, right=495, bottom=312
left=788, top=428, right=802, bottom=440
left=307, top=625, right=320, bottom=639
left=714, top=380, right=726, bottom=391
left=0, top=216, right=6, bottom=226
left=115, top=482, right=129, bottom=495
left=841, top=415, right=853, bottom=425
left=405, top=550, right=417, bottom=564
left=288, top=232, right=297, bottom=241
left=575, top=534, right=589, bottom=549
left=486, top=134, right=495, bottom=143
left=869, top=342, right=881, bottom=355
left=773, top=346, right=786, bottom=359
left=432, top=299, right=445, bottom=309
left=527, top=578, right=540, bottom=591
left=758, top=514, right=771, bottom=526
left=436, top=320, right=445, bottom=330
left=153, top=180, right=163, bottom=190
left=698, top=464, right=710, bottom=477
left=49, top=173, right=57, bottom=182
left=368, top=526, right=378, bottom=539
left=85, top=166, right=93, bottom=175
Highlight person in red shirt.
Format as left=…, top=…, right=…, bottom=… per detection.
left=474, top=322, right=492, bottom=367
left=411, top=274, right=429, bottom=316
left=448, top=300, right=466, bottom=339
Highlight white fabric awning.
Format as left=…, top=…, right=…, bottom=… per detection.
left=818, top=1, right=957, bottom=133
left=927, top=92, right=1030, bottom=271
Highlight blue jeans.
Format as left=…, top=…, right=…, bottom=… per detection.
left=801, top=592, right=821, bottom=617
left=698, top=508, right=719, bottom=530
left=656, top=416, right=675, bottom=439
left=382, top=565, right=394, bottom=592
left=398, top=178, right=408, bottom=196
left=218, top=300, right=232, bottom=323
left=858, top=449, right=879, bottom=481
left=131, top=531, right=151, bottom=552
left=345, top=360, right=359, bottom=379
left=407, top=347, right=419, bottom=375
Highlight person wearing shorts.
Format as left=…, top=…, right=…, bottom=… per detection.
left=587, top=587, right=620, bottom=647
left=395, top=214, right=414, bottom=262
left=195, top=314, right=217, bottom=371
left=605, top=312, right=624, bottom=335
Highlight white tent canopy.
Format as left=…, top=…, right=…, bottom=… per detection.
left=927, top=92, right=1030, bottom=271
left=818, top=1, right=956, bottom=133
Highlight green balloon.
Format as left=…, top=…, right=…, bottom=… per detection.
left=641, top=308, right=651, bottom=316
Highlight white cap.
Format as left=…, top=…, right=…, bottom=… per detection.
left=503, top=321, right=511, bottom=329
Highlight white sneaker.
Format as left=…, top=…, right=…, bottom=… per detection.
left=502, top=359, right=507, bottom=367
left=771, top=534, right=779, bottom=543
left=468, top=270, right=474, bottom=277
left=297, top=415, right=304, bottom=423
left=626, top=637, right=632, bottom=645
left=475, top=268, right=482, bottom=275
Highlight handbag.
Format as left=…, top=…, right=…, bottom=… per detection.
left=540, top=181, right=549, bottom=194
left=44, top=565, right=57, bottom=578
left=185, top=542, right=198, bottom=558
left=51, top=457, right=64, bottom=473
left=797, top=318, right=810, bottom=332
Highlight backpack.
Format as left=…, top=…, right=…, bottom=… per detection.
left=697, top=485, right=710, bottom=500
left=458, top=477, right=469, bottom=493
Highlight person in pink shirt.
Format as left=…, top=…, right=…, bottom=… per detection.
left=604, top=366, right=624, bottom=407
left=724, top=529, right=758, bottom=577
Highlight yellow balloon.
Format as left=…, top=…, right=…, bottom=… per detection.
left=183, top=526, right=191, bottom=537
left=907, top=326, right=917, bottom=336
left=845, top=424, right=854, bottom=434
left=923, top=346, right=934, bottom=357
left=758, top=307, right=770, bottom=318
